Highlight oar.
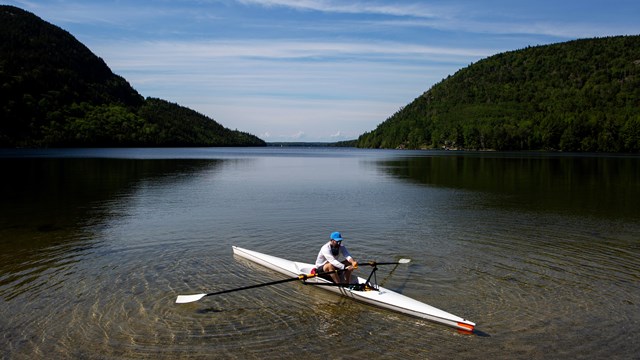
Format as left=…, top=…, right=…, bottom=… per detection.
left=374, top=259, right=411, bottom=287
left=176, top=259, right=411, bottom=303
left=361, top=259, right=411, bottom=266
left=175, top=268, right=347, bottom=304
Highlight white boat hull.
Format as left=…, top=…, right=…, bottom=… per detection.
left=232, top=246, right=475, bottom=332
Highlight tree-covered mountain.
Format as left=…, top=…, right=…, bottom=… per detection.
left=357, top=36, right=640, bottom=152
left=0, top=5, right=265, bottom=147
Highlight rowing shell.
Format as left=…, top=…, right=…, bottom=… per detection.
left=232, top=246, right=475, bottom=332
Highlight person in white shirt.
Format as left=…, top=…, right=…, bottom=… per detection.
left=315, top=231, right=358, bottom=284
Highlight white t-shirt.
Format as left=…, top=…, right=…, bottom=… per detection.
left=315, top=241, right=353, bottom=270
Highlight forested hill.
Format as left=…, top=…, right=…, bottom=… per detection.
left=0, top=5, right=265, bottom=147
left=357, top=36, right=640, bottom=152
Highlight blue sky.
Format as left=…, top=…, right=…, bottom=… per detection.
left=5, top=1, right=640, bottom=142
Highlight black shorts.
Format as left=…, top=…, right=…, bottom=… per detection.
left=315, top=266, right=334, bottom=281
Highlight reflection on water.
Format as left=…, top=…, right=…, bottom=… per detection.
left=374, top=153, right=640, bottom=219
left=1, top=157, right=223, bottom=228
left=0, top=148, right=638, bottom=359
left=0, top=157, right=223, bottom=301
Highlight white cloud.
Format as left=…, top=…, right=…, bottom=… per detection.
left=95, top=39, right=492, bottom=66
left=237, top=0, right=450, bottom=19
left=236, top=0, right=640, bottom=39
left=80, top=35, right=480, bottom=142
left=291, top=131, right=306, bottom=139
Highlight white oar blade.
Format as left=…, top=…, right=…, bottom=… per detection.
left=176, top=293, right=207, bottom=304
left=398, top=258, right=411, bottom=264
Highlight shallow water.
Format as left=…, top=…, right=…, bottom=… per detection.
left=1, top=148, right=638, bottom=359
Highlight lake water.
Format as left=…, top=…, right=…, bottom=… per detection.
left=1, top=148, right=638, bottom=359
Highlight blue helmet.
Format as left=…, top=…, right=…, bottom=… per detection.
left=330, top=231, right=343, bottom=241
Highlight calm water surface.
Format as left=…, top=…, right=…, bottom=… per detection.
left=1, top=148, right=638, bottom=359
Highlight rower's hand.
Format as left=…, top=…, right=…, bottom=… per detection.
left=352, top=261, right=358, bottom=269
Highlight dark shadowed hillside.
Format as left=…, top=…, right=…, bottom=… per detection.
left=357, top=36, right=640, bottom=152
left=0, top=5, right=265, bottom=147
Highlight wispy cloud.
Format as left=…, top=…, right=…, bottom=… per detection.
left=92, top=38, right=479, bottom=114
left=237, top=0, right=451, bottom=19
left=237, top=0, right=640, bottom=39
left=97, top=39, right=493, bottom=66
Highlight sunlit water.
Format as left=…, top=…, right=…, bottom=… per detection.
left=1, top=148, right=638, bottom=359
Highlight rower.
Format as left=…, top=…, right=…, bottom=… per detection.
left=314, top=231, right=358, bottom=284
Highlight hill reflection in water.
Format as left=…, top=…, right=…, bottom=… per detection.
left=373, top=152, right=639, bottom=219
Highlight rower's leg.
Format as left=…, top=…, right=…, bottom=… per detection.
left=342, top=260, right=354, bottom=284
left=345, top=269, right=354, bottom=284
left=322, top=263, right=341, bottom=283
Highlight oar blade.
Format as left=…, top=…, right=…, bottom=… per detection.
left=176, top=293, right=207, bottom=304
left=398, top=258, right=411, bottom=264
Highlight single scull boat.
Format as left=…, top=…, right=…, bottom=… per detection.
left=231, top=246, right=475, bottom=332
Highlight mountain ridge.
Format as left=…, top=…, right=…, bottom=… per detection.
left=0, top=5, right=265, bottom=147
left=357, top=36, right=640, bottom=152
